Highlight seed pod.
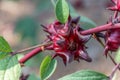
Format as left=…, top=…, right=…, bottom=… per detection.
left=105, top=28, right=120, bottom=56
left=43, top=16, right=92, bottom=65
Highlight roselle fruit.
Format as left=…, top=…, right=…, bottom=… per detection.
left=105, top=28, right=120, bottom=56
left=42, top=16, right=92, bottom=65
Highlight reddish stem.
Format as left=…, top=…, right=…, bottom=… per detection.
left=109, top=63, right=120, bottom=80
left=16, top=41, right=52, bottom=54
left=80, top=23, right=120, bottom=35
left=108, top=54, right=120, bottom=71
left=19, top=47, right=42, bottom=63
left=19, top=42, right=52, bottom=64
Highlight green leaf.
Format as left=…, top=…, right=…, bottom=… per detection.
left=0, top=52, right=8, bottom=60
left=58, top=70, right=108, bottom=80
left=55, top=0, right=69, bottom=23
left=115, top=49, right=120, bottom=63
left=69, top=4, right=97, bottom=30
left=0, top=36, right=12, bottom=53
left=28, top=74, right=40, bottom=80
left=40, top=55, right=57, bottom=80
left=0, top=55, right=21, bottom=80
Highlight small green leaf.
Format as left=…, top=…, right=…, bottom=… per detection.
left=0, top=36, right=12, bottom=53
left=40, top=55, right=57, bottom=80
left=115, top=49, right=120, bottom=63
left=55, top=0, right=69, bottom=23
left=58, top=70, right=108, bottom=80
left=0, top=55, right=21, bottom=80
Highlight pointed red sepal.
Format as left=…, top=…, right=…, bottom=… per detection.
left=53, top=52, right=71, bottom=65
left=107, top=6, right=118, bottom=11
left=78, top=50, right=92, bottom=62
left=104, top=46, right=109, bottom=58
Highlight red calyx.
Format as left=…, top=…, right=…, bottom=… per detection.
left=105, top=28, right=120, bottom=56
left=42, top=16, right=92, bottom=65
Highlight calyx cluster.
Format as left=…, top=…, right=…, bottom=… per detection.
left=43, top=16, right=92, bottom=65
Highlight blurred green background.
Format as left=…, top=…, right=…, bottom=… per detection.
left=0, top=0, right=119, bottom=80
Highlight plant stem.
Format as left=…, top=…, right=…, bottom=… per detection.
left=92, top=33, right=105, bottom=47
left=109, top=63, right=120, bottom=80
left=80, top=23, right=120, bottom=35
left=11, top=41, right=52, bottom=55
left=19, top=42, right=52, bottom=64
left=19, top=47, right=42, bottom=64
left=108, top=53, right=120, bottom=71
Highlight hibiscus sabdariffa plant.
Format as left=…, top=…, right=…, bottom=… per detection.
left=1, top=0, right=120, bottom=80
